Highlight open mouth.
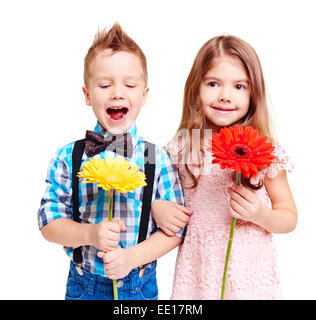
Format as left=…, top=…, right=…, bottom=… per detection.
left=106, top=107, right=129, bottom=121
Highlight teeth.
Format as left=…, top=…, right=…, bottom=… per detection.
left=107, top=106, right=128, bottom=109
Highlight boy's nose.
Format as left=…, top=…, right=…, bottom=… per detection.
left=111, top=85, right=125, bottom=99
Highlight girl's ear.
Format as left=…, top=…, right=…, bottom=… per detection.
left=82, top=86, right=91, bottom=106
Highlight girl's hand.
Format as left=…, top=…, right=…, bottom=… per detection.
left=97, top=247, right=132, bottom=280
left=228, top=185, right=267, bottom=225
left=151, top=200, right=193, bottom=236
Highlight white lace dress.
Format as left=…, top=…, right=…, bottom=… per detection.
left=166, top=141, right=293, bottom=300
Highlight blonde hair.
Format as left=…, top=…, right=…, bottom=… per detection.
left=84, top=23, right=147, bottom=87
left=176, top=35, right=273, bottom=188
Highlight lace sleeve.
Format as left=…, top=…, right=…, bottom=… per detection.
left=264, top=142, right=294, bottom=179
left=164, top=138, right=185, bottom=169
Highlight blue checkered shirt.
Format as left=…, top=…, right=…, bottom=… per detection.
left=37, top=122, right=185, bottom=277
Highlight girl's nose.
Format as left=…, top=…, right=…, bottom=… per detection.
left=218, top=88, right=231, bottom=103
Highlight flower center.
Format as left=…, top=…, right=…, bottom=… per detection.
left=231, top=144, right=252, bottom=159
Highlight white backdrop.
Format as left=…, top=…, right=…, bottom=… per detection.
left=0, top=0, right=315, bottom=299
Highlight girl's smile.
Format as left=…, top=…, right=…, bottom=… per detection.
left=199, top=55, right=250, bottom=132
left=211, top=105, right=237, bottom=114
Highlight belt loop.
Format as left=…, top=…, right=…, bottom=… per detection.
left=128, top=272, right=134, bottom=296
left=87, top=275, right=96, bottom=296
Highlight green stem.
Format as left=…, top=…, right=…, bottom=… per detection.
left=108, top=189, right=118, bottom=300
left=221, top=171, right=241, bottom=300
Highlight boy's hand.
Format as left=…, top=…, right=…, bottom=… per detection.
left=90, top=219, right=127, bottom=252
left=97, top=247, right=132, bottom=280
left=151, top=199, right=193, bottom=236
left=228, top=185, right=266, bottom=226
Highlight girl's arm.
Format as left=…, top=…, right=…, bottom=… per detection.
left=261, top=169, right=297, bottom=233
left=151, top=200, right=193, bottom=235
left=229, top=169, right=297, bottom=233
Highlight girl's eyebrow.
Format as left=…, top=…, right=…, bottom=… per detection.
left=203, top=76, right=249, bottom=84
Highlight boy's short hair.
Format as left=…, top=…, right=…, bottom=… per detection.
left=84, top=23, right=148, bottom=87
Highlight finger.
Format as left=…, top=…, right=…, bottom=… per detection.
left=113, top=219, right=127, bottom=231
left=104, top=240, right=119, bottom=251
left=169, top=224, right=182, bottom=234
left=175, top=211, right=190, bottom=224
left=106, top=272, right=120, bottom=280
left=106, top=230, right=121, bottom=241
left=175, top=203, right=193, bottom=215
left=230, top=190, right=250, bottom=210
left=161, top=226, right=177, bottom=236
left=233, top=185, right=255, bottom=203
left=230, top=198, right=247, bottom=216
left=104, top=259, right=119, bottom=270
left=107, top=222, right=122, bottom=233
left=103, top=252, right=115, bottom=264
left=229, top=206, right=243, bottom=220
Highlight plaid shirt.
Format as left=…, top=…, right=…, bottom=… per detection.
left=38, top=122, right=185, bottom=277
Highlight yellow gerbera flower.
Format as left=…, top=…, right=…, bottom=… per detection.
left=77, top=156, right=147, bottom=193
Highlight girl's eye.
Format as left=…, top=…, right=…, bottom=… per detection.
left=207, top=81, right=218, bottom=88
left=235, top=84, right=245, bottom=90
left=126, top=84, right=136, bottom=88
left=99, top=85, right=110, bottom=89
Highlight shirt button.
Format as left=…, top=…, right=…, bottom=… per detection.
left=117, top=280, right=124, bottom=288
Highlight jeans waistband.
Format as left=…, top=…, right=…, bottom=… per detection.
left=69, top=260, right=157, bottom=296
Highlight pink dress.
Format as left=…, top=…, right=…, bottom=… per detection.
left=166, top=141, right=293, bottom=300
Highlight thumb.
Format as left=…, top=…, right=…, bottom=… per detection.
left=113, top=219, right=127, bottom=231
left=97, top=251, right=106, bottom=259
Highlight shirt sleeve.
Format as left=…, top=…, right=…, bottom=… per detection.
left=154, top=147, right=186, bottom=239
left=37, top=146, right=73, bottom=229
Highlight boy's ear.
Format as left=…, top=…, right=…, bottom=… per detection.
left=142, top=87, right=149, bottom=106
left=82, top=86, right=91, bottom=106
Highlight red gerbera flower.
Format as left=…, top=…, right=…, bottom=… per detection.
left=209, top=125, right=275, bottom=178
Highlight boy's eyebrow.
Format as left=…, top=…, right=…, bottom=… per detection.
left=203, top=76, right=249, bottom=84
left=95, top=76, right=140, bottom=81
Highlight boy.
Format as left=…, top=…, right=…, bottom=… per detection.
left=37, top=23, right=191, bottom=300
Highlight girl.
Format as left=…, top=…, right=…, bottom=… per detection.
left=152, top=35, right=297, bottom=299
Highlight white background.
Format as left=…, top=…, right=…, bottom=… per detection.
left=0, top=0, right=315, bottom=299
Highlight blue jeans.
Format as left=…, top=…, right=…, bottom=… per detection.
left=65, top=261, right=158, bottom=300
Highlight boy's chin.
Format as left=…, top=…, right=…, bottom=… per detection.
left=101, top=120, right=133, bottom=135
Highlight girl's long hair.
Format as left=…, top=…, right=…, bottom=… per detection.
left=176, top=35, right=273, bottom=189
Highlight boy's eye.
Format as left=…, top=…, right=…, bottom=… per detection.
left=207, top=81, right=218, bottom=88
left=99, top=85, right=110, bottom=89
left=126, top=84, right=136, bottom=88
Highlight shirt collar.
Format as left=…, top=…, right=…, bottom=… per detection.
left=93, top=121, right=140, bottom=151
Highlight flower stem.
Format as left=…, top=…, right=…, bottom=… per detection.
left=108, top=189, right=118, bottom=300
left=221, top=171, right=241, bottom=300
left=108, top=189, right=113, bottom=222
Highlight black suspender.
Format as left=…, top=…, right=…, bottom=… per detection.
left=138, top=142, right=155, bottom=243
left=71, top=139, right=85, bottom=264
left=71, top=140, right=156, bottom=265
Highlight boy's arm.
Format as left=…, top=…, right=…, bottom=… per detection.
left=151, top=148, right=192, bottom=236
left=98, top=230, right=182, bottom=280
left=38, top=146, right=126, bottom=252
left=41, top=217, right=126, bottom=252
